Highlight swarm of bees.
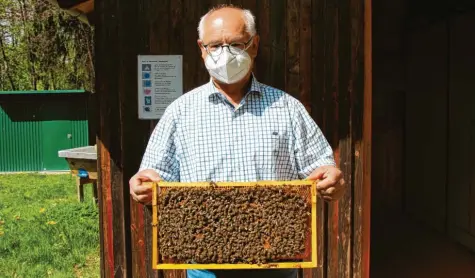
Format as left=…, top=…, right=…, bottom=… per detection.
left=157, top=184, right=311, bottom=264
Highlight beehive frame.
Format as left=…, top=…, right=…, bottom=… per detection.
left=151, top=180, right=318, bottom=270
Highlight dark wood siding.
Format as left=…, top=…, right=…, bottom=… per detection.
left=448, top=10, right=475, bottom=253
left=405, top=20, right=449, bottom=233
left=403, top=7, right=475, bottom=252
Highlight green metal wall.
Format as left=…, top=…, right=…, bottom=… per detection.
left=0, top=91, right=90, bottom=172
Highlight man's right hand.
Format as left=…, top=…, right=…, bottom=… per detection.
left=129, top=169, right=160, bottom=204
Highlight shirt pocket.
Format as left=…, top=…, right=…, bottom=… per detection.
left=252, top=121, right=292, bottom=180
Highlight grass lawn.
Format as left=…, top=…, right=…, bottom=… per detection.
left=0, top=173, right=100, bottom=278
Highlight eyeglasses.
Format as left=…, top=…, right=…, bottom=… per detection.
left=202, top=36, right=254, bottom=57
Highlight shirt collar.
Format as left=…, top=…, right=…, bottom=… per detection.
left=206, top=73, right=263, bottom=98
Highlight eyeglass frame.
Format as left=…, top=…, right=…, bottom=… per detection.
left=201, top=36, right=255, bottom=57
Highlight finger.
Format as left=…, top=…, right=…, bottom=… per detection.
left=321, top=191, right=344, bottom=202
left=136, top=194, right=152, bottom=204
left=323, top=188, right=346, bottom=201
left=322, top=195, right=335, bottom=202
left=316, top=177, right=337, bottom=190
left=307, top=168, right=326, bottom=180
left=322, top=187, right=336, bottom=195
left=134, top=184, right=153, bottom=195
left=138, top=169, right=161, bottom=182
left=130, top=189, right=140, bottom=202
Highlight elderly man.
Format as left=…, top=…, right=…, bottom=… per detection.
left=130, top=5, right=345, bottom=278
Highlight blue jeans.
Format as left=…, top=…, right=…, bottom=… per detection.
left=187, top=269, right=298, bottom=278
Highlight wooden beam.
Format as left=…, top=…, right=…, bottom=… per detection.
left=352, top=0, right=372, bottom=277
left=96, top=0, right=153, bottom=276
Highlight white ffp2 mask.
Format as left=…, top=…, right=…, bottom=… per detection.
left=204, top=46, right=252, bottom=84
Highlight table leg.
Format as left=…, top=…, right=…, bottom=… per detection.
left=92, top=181, right=98, bottom=205
left=77, top=177, right=84, bottom=202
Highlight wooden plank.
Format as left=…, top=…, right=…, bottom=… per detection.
left=94, top=1, right=106, bottom=276
left=160, top=3, right=185, bottom=277
left=269, top=0, right=286, bottom=90
left=169, top=0, right=184, bottom=57
left=336, top=0, right=352, bottom=276
left=118, top=0, right=154, bottom=274
left=352, top=0, right=371, bottom=277
left=231, top=0, right=243, bottom=8
left=285, top=0, right=300, bottom=98
left=134, top=1, right=152, bottom=276
left=95, top=0, right=129, bottom=275
left=239, top=0, right=258, bottom=75
left=149, top=1, right=178, bottom=277
left=310, top=0, right=328, bottom=277
left=255, top=0, right=271, bottom=82
left=299, top=1, right=313, bottom=276
left=131, top=0, right=171, bottom=276
left=405, top=21, right=448, bottom=233
left=196, top=2, right=213, bottom=87
left=240, top=0, right=257, bottom=14
left=183, top=0, right=200, bottom=92
left=448, top=11, right=475, bottom=245
left=149, top=0, right=170, bottom=54
left=448, top=12, right=470, bottom=237
left=322, top=1, right=340, bottom=277
left=299, top=0, right=312, bottom=108
left=306, top=2, right=327, bottom=278
left=162, top=270, right=187, bottom=278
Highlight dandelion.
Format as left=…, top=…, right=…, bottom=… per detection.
left=39, top=208, right=46, bottom=213
left=47, top=221, right=57, bottom=225
left=0, top=231, right=4, bottom=236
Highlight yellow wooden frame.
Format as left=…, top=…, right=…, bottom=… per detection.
left=151, top=180, right=318, bottom=270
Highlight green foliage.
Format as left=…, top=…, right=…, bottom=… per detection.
left=0, top=173, right=100, bottom=277
left=0, top=0, right=94, bottom=91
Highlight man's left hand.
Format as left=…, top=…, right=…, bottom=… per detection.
left=308, top=165, right=346, bottom=201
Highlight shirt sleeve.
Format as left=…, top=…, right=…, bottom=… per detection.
left=139, top=104, right=180, bottom=181
left=290, top=98, right=336, bottom=179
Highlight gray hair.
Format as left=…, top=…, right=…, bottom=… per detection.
left=197, top=5, right=257, bottom=40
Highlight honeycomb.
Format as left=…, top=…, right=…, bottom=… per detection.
left=157, top=184, right=312, bottom=264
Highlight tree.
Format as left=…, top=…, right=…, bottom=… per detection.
left=0, top=0, right=94, bottom=91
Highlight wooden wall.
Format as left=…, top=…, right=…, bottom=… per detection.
left=404, top=7, right=475, bottom=250
left=371, top=0, right=406, bottom=216
left=94, top=0, right=371, bottom=277
left=405, top=19, right=449, bottom=233
left=447, top=10, right=475, bottom=253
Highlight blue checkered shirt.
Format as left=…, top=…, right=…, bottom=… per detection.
left=140, top=76, right=335, bottom=181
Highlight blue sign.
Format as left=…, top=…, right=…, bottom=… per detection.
left=143, top=80, right=152, bottom=88
left=142, top=72, right=151, bottom=79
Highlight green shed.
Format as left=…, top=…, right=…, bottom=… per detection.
left=0, top=90, right=92, bottom=172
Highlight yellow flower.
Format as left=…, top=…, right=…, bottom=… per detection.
left=0, top=231, right=4, bottom=236
left=47, top=221, right=57, bottom=225
left=39, top=208, right=46, bottom=213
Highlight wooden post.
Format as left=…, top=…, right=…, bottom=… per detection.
left=95, top=0, right=153, bottom=276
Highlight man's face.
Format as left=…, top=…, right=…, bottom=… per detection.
left=198, top=8, right=259, bottom=64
